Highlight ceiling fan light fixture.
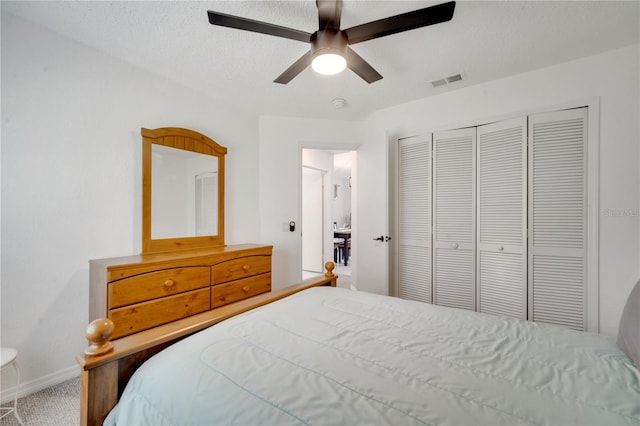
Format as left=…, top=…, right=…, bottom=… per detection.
left=208, top=1, right=456, bottom=84
left=312, top=52, right=346, bottom=75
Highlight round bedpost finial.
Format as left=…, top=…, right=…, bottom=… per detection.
left=324, top=261, right=336, bottom=278
left=85, top=318, right=115, bottom=356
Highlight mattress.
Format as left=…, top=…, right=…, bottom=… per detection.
left=106, top=287, right=640, bottom=425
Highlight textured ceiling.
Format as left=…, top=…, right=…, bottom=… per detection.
left=3, top=1, right=639, bottom=120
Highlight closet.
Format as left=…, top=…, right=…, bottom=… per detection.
left=396, top=108, right=589, bottom=330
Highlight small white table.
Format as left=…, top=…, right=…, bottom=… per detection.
left=0, top=348, right=24, bottom=425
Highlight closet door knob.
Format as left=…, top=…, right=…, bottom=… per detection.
left=451, top=243, right=459, bottom=249
left=498, top=246, right=504, bottom=251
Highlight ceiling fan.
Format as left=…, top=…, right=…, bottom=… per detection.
left=207, top=0, right=456, bottom=84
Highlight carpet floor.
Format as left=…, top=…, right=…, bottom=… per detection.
left=0, top=377, right=79, bottom=426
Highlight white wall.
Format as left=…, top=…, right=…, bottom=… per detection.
left=302, top=149, right=334, bottom=171
left=259, top=117, right=363, bottom=288
left=367, top=44, right=640, bottom=336
left=1, top=13, right=260, bottom=397
left=259, top=115, right=391, bottom=296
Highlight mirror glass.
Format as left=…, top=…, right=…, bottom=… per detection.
left=151, top=144, right=219, bottom=239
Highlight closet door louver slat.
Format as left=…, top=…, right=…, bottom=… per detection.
left=433, top=128, right=476, bottom=311
left=398, top=136, right=432, bottom=303
left=529, top=108, right=587, bottom=331
left=476, top=117, right=527, bottom=319
left=435, top=248, right=475, bottom=309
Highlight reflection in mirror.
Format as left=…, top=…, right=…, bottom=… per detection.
left=151, top=145, right=219, bottom=239
left=195, top=172, right=218, bottom=236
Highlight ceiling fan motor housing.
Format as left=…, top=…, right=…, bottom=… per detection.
left=311, top=30, right=348, bottom=58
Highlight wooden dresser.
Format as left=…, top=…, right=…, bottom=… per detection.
left=89, top=244, right=272, bottom=339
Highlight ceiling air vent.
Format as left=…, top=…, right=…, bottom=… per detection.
left=446, top=73, right=462, bottom=83
left=431, top=73, right=463, bottom=88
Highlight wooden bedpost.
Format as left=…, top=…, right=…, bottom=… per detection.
left=78, top=319, right=118, bottom=426
left=325, top=261, right=336, bottom=279
left=80, top=360, right=118, bottom=426
left=84, top=318, right=115, bottom=356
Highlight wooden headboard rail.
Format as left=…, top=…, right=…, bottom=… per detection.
left=78, top=263, right=338, bottom=426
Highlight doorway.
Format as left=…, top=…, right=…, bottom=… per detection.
left=301, top=149, right=355, bottom=288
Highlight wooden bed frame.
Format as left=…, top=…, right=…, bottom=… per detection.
left=77, top=263, right=338, bottom=426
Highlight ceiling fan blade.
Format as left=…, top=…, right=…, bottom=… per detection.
left=207, top=11, right=312, bottom=43
left=343, top=1, right=455, bottom=45
left=274, top=50, right=314, bottom=84
left=317, top=0, right=342, bottom=30
left=345, top=47, right=382, bottom=84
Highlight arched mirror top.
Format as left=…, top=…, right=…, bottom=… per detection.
left=142, top=127, right=226, bottom=254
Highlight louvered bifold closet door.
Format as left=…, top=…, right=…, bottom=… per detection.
left=398, top=135, right=432, bottom=303
left=528, top=108, right=587, bottom=330
left=433, top=128, right=476, bottom=310
left=476, top=117, right=527, bottom=319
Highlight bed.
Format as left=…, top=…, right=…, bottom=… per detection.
left=82, top=274, right=640, bottom=426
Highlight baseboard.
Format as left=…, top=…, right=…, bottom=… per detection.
left=0, top=364, right=79, bottom=404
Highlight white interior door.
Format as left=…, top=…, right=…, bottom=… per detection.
left=355, top=133, right=389, bottom=295
left=433, top=127, right=476, bottom=310
left=476, top=117, right=527, bottom=319
left=302, top=167, right=324, bottom=273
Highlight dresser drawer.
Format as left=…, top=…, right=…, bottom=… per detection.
left=211, top=256, right=271, bottom=285
left=211, top=273, right=271, bottom=308
left=109, top=287, right=210, bottom=339
left=109, top=267, right=210, bottom=309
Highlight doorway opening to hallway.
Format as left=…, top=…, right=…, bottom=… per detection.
left=301, top=149, right=355, bottom=289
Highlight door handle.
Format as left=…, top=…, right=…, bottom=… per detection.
left=373, top=236, right=392, bottom=242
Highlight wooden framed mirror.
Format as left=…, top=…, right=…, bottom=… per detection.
left=141, top=127, right=226, bottom=253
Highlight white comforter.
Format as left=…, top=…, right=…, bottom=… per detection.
left=106, top=287, right=640, bottom=425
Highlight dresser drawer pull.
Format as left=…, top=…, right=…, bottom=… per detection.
left=242, top=286, right=250, bottom=293
left=164, top=279, right=175, bottom=289
left=242, top=265, right=250, bottom=272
